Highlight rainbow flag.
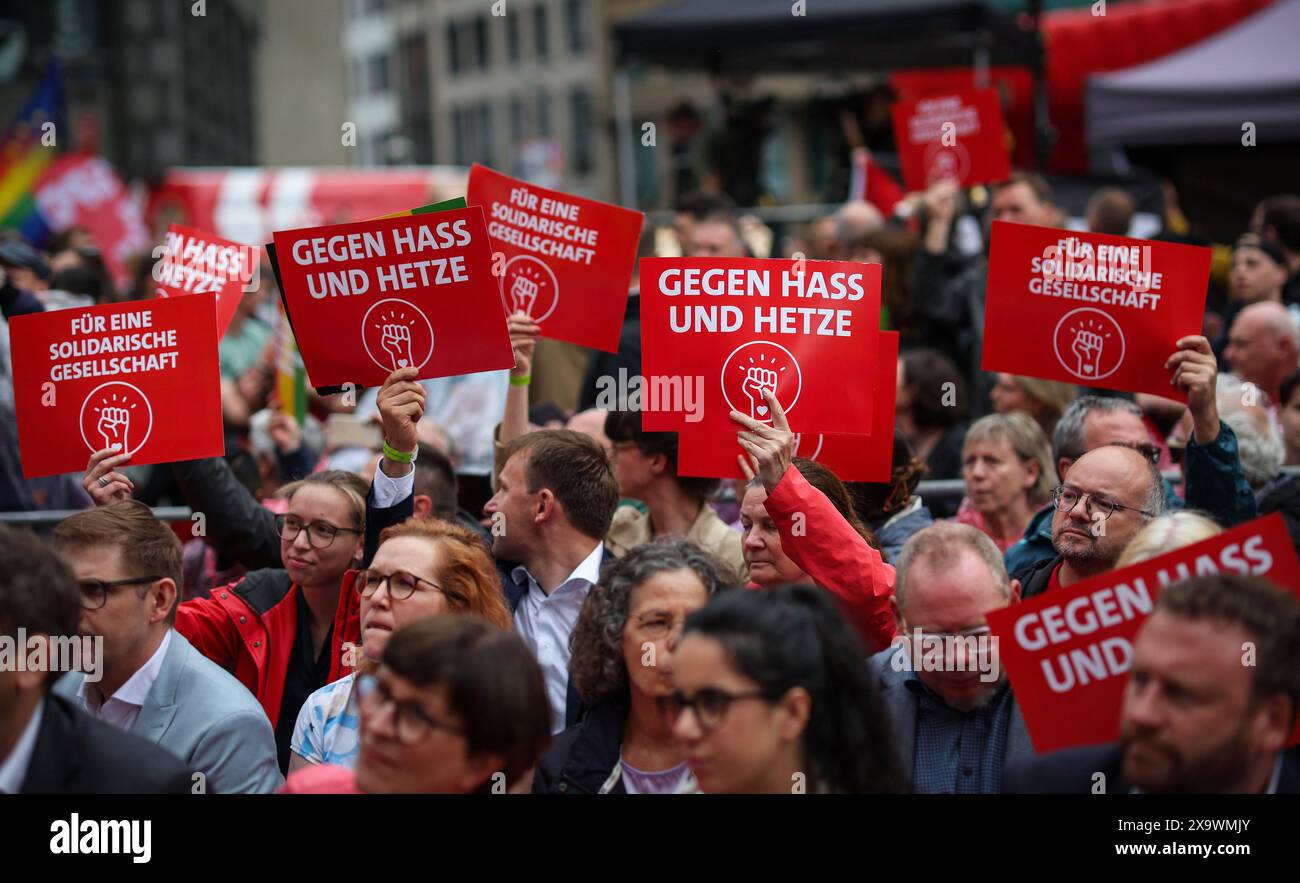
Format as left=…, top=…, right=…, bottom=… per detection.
left=0, top=59, right=65, bottom=245
left=273, top=300, right=308, bottom=422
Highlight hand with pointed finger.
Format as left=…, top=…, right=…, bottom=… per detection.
left=731, top=387, right=795, bottom=493
left=83, top=447, right=135, bottom=507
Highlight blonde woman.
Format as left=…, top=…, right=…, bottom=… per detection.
left=955, top=413, right=1057, bottom=553
left=1116, top=511, right=1223, bottom=568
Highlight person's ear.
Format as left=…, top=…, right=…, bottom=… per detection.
left=412, top=494, right=433, bottom=519
left=1023, top=458, right=1041, bottom=491
left=150, top=578, right=178, bottom=626
left=890, top=596, right=904, bottom=631
left=1008, top=578, right=1022, bottom=605
left=1057, top=457, right=1073, bottom=481
left=651, top=452, right=669, bottom=477
left=777, top=686, right=812, bottom=742
left=1253, top=693, right=1293, bottom=757
left=535, top=488, right=555, bottom=524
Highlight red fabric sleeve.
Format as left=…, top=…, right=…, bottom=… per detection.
left=763, top=465, right=898, bottom=653
left=175, top=591, right=242, bottom=673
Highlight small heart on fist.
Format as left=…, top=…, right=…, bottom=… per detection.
left=757, top=405, right=769, bottom=416
left=398, top=359, right=409, bottom=367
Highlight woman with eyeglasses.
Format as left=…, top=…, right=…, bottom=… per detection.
left=282, top=616, right=551, bottom=794
left=287, top=518, right=511, bottom=773
left=532, top=538, right=733, bottom=794
left=176, top=470, right=369, bottom=772
left=664, top=584, right=905, bottom=794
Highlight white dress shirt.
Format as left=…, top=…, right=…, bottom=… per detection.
left=512, top=543, right=604, bottom=733
left=0, top=700, right=44, bottom=794
left=371, top=465, right=414, bottom=509
left=80, top=630, right=172, bottom=733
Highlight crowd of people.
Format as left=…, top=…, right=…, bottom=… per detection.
left=2, top=174, right=1300, bottom=796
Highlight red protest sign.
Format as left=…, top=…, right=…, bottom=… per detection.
left=271, top=206, right=514, bottom=388
left=891, top=89, right=1011, bottom=192
left=987, top=514, right=1300, bottom=754
left=9, top=294, right=224, bottom=478
left=677, top=332, right=899, bottom=482
left=639, top=257, right=881, bottom=435
left=467, top=163, right=643, bottom=352
left=982, top=222, right=1210, bottom=400
left=154, top=224, right=255, bottom=339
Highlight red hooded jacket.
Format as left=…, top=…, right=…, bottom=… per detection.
left=747, top=465, right=898, bottom=653
left=175, top=567, right=361, bottom=727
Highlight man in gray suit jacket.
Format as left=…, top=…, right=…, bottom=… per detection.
left=52, top=501, right=281, bottom=794
left=868, top=522, right=1035, bottom=793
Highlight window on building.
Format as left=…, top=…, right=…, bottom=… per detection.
left=368, top=53, right=391, bottom=94
left=506, top=10, right=521, bottom=63
left=478, top=103, right=496, bottom=168
left=564, top=0, right=587, bottom=53
left=535, top=90, right=552, bottom=138
left=569, top=87, right=593, bottom=175
left=474, top=15, right=489, bottom=69
left=533, top=3, right=549, bottom=63
left=445, top=22, right=460, bottom=74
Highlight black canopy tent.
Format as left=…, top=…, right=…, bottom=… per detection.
left=610, top=0, right=1049, bottom=205
left=614, top=0, right=1039, bottom=72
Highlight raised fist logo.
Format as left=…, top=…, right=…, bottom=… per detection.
left=500, top=256, right=559, bottom=323
left=721, top=341, right=803, bottom=425
left=380, top=322, right=414, bottom=370
left=362, top=299, right=435, bottom=375
left=80, top=383, right=154, bottom=458
left=1052, top=308, right=1125, bottom=382
left=98, top=406, right=130, bottom=452
left=741, top=366, right=779, bottom=419
left=510, top=275, right=539, bottom=316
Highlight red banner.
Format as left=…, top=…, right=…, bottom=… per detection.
left=10, top=294, right=224, bottom=478
left=270, top=207, right=514, bottom=388
left=154, top=224, right=255, bottom=339
left=639, top=257, right=881, bottom=435
left=891, top=88, right=1011, bottom=192
left=34, top=154, right=150, bottom=292
left=982, top=222, right=1211, bottom=400
left=986, top=514, right=1300, bottom=754
left=467, top=164, right=643, bottom=352
left=678, top=332, right=898, bottom=482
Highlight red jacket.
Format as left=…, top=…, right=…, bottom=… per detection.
left=175, top=567, right=361, bottom=727
left=750, top=465, right=898, bottom=653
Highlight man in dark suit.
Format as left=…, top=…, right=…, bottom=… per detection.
left=1004, top=573, right=1300, bottom=794
left=0, top=524, right=191, bottom=795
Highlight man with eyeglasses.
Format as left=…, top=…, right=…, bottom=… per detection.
left=50, top=502, right=282, bottom=793
left=0, top=523, right=191, bottom=794
left=1015, top=443, right=1166, bottom=598
left=1005, top=336, right=1257, bottom=576
left=869, top=522, right=1035, bottom=793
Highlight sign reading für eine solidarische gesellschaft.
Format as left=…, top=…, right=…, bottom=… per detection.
left=9, top=293, right=224, bottom=478
left=272, top=206, right=515, bottom=389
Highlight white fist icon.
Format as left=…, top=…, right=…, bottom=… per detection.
left=98, top=406, right=130, bottom=453
left=510, top=275, right=539, bottom=317
left=741, top=366, right=779, bottom=420
left=1071, top=328, right=1104, bottom=377
left=381, top=323, right=414, bottom=370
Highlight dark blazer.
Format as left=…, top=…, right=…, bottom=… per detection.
left=20, top=694, right=193, bottom=794
left=1002, top=742, right=1300, bottom=794
left=532, top=697, right=629, bottom=794
left=869, top=646, right=1036, bottom=792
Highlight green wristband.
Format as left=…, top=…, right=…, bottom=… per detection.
left=382, top=441, right=413, bottom=463
left=509, top=373, right=532, bottom=387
